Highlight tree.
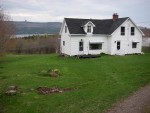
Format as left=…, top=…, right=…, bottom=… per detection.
left=0, top=5, right=14, bottom=55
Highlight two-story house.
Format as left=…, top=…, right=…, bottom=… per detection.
left=60, top=14, right=144, bottom=56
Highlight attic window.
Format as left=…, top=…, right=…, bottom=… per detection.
left=87, top=26, right=91, bottom=33
left=121, top=27, right=125, bottom=35
left=65, top=26, right=67, bottom=33
left=131, top=27, right=135, bottom=35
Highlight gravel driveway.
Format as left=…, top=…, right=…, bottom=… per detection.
left=106, top=84, right=150, bottom=113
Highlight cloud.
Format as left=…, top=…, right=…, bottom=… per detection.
left=1, top=0, right=150, bottom=27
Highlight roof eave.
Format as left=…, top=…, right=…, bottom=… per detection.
left=59, top=19, right=65, bottom=35
left=69, top=34, right=86, bottom=36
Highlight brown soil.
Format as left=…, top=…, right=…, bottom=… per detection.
left=106, top=84, right=150, bottom=113
left=37, top=87, right=72, bottom=94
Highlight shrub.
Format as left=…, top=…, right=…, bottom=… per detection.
left=50, top=69, right=60, bottom=77
left=39, top=70, right=49, bottom=76
left=39, top=68, right=60, bottom=77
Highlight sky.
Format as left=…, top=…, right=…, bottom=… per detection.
left=1, top=0, right=150, bottom=27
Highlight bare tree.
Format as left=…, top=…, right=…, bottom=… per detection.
left=0, top=5, right=14, bottom=55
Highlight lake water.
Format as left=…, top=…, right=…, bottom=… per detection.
left=13, top=34, right=54, bottom=38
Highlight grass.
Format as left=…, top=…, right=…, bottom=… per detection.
left=0, top=53, right=150, bottom=113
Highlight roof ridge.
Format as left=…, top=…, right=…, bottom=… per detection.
left=65, top=17, right=129, bottom=21
left=65, top=17, right=129, bottom=35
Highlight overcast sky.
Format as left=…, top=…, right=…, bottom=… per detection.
left=1, top=0, right=150, bottom=27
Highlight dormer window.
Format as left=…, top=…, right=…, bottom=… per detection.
left=81, top=21, right=95, bottom=34
left=87, top=26, right=91, bottom=33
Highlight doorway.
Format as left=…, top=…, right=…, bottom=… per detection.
left=117, top=41, right=121, bottom=50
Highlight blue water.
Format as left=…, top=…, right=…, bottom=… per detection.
left=14, top=34, right=54, bottom=38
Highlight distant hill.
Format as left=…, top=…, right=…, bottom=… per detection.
left=13, top=21, right=62, bottom=34
left=12, top=22, right=149, bottom=35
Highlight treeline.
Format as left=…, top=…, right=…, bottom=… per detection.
left=6, top=35, right=60, bottom=54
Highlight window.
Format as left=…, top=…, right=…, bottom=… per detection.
left=121, top=27, right=125, bottom=35
left=79, top=41, right=83, bottom=51
left=65, top=26, right=67, bottom=33
left=63, top=41, right=65, bottom=46
left=87, top=26, right=91, bottom=33
left=131, top=27, right=135, bottom=35
left=89, top=43, right=102, bottom=50
left=117, top=41, right=120, bottom=50
left=132, top=42, right=137, bottom=48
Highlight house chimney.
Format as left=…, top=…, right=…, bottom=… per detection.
left=113, top=13, right=118, bottom=21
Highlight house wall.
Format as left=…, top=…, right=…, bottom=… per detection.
left=60, top=18, right=142, bottom=56
left=107, top=36, right=112, bottom=54
left=142, top=37, right=150, bottom=47
left=70, top=35, right=108, bottom=56
left=60, top=22, right=71, bottom=55
left=111, top=19, right=142, bottom=55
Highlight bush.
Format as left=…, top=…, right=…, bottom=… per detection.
left=49, top=69, right=60, bottom=77
left=39, top=68, right=60, bottom=77
left=39, top=70, right=49, bottom=76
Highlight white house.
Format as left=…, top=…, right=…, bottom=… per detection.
left=60, top=14, right=144, bottom=56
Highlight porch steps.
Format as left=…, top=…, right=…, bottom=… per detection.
left=77, top=54, right=101, bottom=58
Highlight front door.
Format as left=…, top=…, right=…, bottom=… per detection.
left=117, top=41, right=120, bottom=50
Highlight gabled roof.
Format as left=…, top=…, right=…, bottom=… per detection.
left=65, top=17, right=129, bottom=35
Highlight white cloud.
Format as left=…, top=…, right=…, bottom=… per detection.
left=1, top=0, right=150, bottom=27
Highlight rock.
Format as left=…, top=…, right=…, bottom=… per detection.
left=8, top=86, right=17, bottom=90
left=49, top=69, right=60, bottom=77
left=5, top=85, right=18, bottom=96
left=5, top=90, right=17, bottom=96
left=50, top=71, right=59, bottom=77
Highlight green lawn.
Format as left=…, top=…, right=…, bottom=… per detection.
left=0, top=54, right=150, bottom=113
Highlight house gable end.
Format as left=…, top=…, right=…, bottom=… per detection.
left=60, top=19, right=70, bottom=35
left=128, top=18, right=145, bottom=36
left=109, top=17, right=129, bottom=35
left=110, top=18, right=144, bottom=36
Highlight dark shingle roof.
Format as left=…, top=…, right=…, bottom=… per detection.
left=65, top=17, right=129, bottom=35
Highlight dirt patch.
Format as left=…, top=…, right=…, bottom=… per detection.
left=37, top=87, right=72, bottom=95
